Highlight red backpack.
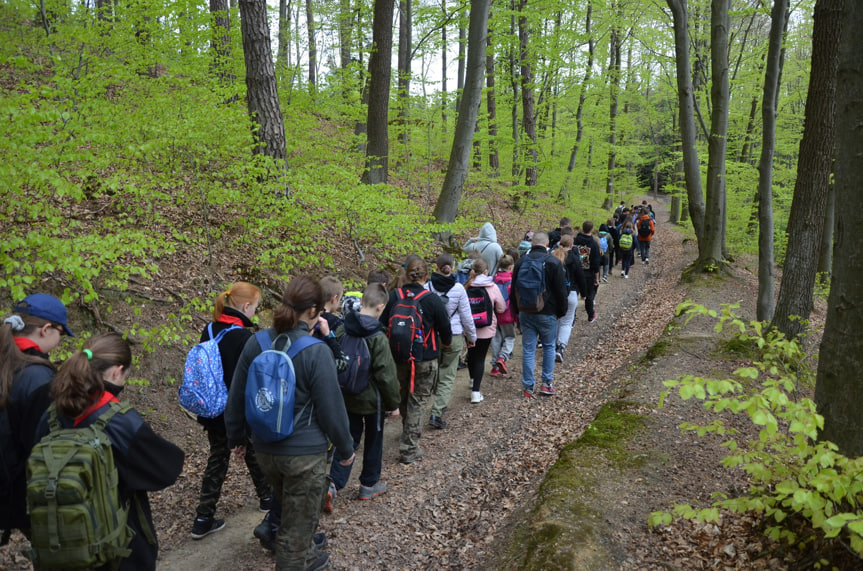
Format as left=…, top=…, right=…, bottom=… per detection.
left=387, top=289, right=434, bottom=391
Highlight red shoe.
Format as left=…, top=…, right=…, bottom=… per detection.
left=489, top=363, right=501, bottom=377
left=497, top=357, right=508, bottom=374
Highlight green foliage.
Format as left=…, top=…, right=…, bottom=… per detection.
left=652, top=303, right=863, bottom=561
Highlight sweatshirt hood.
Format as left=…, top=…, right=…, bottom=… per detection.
left=430, top=272, right=457, bottom=293
left=478, top=222, right=497, bottom=243
left=344, top=310, right=384, bottom=337
left=471, top=274, right=495, bottom=287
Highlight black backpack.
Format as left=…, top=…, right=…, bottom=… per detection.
left=387, top=288, right=431, bottom=363
left=338, top=331, right=383, bottom=395
left=466, top=286, right=494, bottom=328
left=638, top=218, right=652, bottom=237
left=515, top=255, right=547, bottom=313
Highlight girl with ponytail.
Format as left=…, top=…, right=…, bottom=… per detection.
left=36, top=333, right=184, bottom=570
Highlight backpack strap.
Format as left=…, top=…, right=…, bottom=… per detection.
left=255, top=329, right=272, bottom=353
left=93, top=401, right=132, bottom=432
left=208, top=324, right=242, bottom=344
left=286, top=334, right=323, bottom=358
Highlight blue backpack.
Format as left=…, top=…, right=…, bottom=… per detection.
left=338, top=331, right=383, bottom=395
left=245, top=331, right=323, bottom=443
left=515, top=255, right=547, bottom=313
left=179, top=323, right=242, bottom=418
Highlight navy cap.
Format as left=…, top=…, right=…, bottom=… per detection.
left=15, top=293, right=75, bottom=337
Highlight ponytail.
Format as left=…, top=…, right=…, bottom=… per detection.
left=272, top=277, right=324, bottom=333
left=213, top=282, right=261, bottom=321
left=0, top=314, right=55, bottom=409
left=465, top=258, right=489, bottom=289
left=53, top=334, right=131, bottom=418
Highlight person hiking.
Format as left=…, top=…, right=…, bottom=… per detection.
left=463, top=258, right=506, bottom=404
left=574, top=221, right=602, bottom=323
left=225, top=277, right=355, bottom=571
left=341, top=269, right=390, bottom=317
left=380, top=256, right=453, bottom=465
left=636, top=207, right=656, bottom=264
left=34, top=333, right=184, bottom=571
left=554, top=235, right=587, bottom=363
left=547, top=217, right=571, bottom=251
left=619, top=220, right=637, bottom=278
left=489, top=255, right=517, bottom=378
left=426, top=253, right=476, bottom=430
left=190, top=283, right=273, bottom=541
left=510, top=232, right=568, bottom=397
left=0, top=293, right=73, bottom=544
left=326, top=283, right=400, bottom=511
left=463, top=222, right=504, bottom=276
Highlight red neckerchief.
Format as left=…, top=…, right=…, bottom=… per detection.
left=217, top=314, right=245, bottom=327
left=14, top=337, right=41, bottom=352
left=74, top=391, right=119, bottom=427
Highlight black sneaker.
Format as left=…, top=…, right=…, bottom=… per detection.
left=191, top=516, right=226, bottom=539
left=306, top=551, right=330, bottom=571
left=428, top=415, right=447, bottom=429
left=259, top=495, right=273, bottom=513
left=457, top=358, right=467, bottom=370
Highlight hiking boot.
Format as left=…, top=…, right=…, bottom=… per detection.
left=399, top=449, right=424, bottom=465
left=497, top=357, right=508, bottom=374
left=489, top=362, right=502, bottom=377
left=539, top=383, right=556, bottom=396
left=259, top=495, right=273, bottom=513
left=428, top=415, right=447, bottom=429
left=191, top=516, right=226, bottom=539
left=253, top=515, right=276, bottom=551
left=305, top=550, right=330, bottom=571
left=359, top=482, right=388, bottom=500
left=324, top=482, right=337, bottom=514
left=470, top=391, right=484, bottom=404
left=523, top=387, right=534, bottom=399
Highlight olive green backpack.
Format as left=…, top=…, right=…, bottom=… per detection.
left=26, top=401, right=134, bottom=569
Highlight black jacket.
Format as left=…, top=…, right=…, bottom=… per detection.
left=380, top=283, right=453, bottom=361
left=197, top=307, right=254, bottom=429
left=36, top=385, right=185, bottom=571
left=574, top=232, right=601, bottom=276
left=563, top=249, right=589, bottom=298
left=511, top=246, right=569, bottom=319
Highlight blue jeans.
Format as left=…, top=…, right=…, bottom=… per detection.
left=330, top=411, right=383, bottom=489
left=519, top=312, right=559, bottom=390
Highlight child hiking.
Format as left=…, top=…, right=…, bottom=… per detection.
left=463, top=258, right=506, bottom=404
left=489, top=255, right=517, bottom=377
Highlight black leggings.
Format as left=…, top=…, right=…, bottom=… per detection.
left=466, top=337, right=492, bottom=392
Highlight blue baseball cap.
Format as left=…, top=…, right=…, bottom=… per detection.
left=15, top=293, right=75, bottom=337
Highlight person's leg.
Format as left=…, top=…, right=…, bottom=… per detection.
left=195, top=425, right=230, bottom=519
left=399, top=359, right=438, bottom=462
left=329, top=412, right=363, bottom=490
left=556, top=291, right=578, bottom=352
left=468, top=337, right=492, bottom=392
left=500, top=323, right=516, bottom=363
left=584, top=283, right=596, bottom=321
left=644, top=240, right=651, bottom=261
left=359, top=412, right=383, bottom=487
left=242, top=441, right=273, bottom=505
left=490, top=328, right=503, bottom=367
left=431, top=334, right=464, bottom=418
left=538, top=314, right=558, bottom=387
left=519, top=313, right=539, bottom=393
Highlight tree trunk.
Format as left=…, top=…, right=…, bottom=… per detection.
left=456, top=19, right=466, bottom=117
left=772, top=0, right=844, bottom=339
left=278, top=0, right=289, bottom=76
left=509, top=3, right=519, bottom=182
left=397, top=0, right=412, bottom=148
left=699, top=0, right=730, bottom=268
left=441, top=0, right=447, bottom=131
left=817, top=181, right=835, bottom=280
left=362, top=0, right=395, bottom=184
left=518, top=0, right=537, bottom=187
left=667, top=0, right=705, bottom=242
left=755, top=0, right=788, bottom=322
left=305, top=0, right=317, bottom=92
left=486, top=15, right=499, bottom=176
left=433, top=0, right=491, bottom=223
left=560, top=0, right=593, bottom=201
left=603, top=22, right=620, bottom=210
left=210, top=0, right=234, bottom=88
left=815, top=0, right=861, bottom=457
left=238, top=0, right=288, bottom=170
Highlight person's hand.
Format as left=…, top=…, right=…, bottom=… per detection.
left=316, top=316, right=330, bottom=337
left=387, top=409, right=400, bottom=418
left=338, top=452, right=356, bottom=466
left=231, top=445, right=246, bottom=459
left=466, top=340, right=476, bottom=348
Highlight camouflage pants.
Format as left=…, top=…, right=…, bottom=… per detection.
left=397, top=359, right=439, bottom=462
left=257, top=452, right=328, bottom=571
left=197, top=424, right=271, bottom=518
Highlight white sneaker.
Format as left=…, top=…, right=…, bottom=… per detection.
left=621, top=270, right=625, bottom=277
left=624, top=274, right=630, bottom=279
left=470, top=391, right=484, bottom=404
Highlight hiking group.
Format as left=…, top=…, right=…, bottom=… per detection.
left=0, top=201, right=657, bottom=571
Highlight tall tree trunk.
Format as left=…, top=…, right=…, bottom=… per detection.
left=362, top=0, right=395, bottom=184
left=305, top=0, right=317, bottom=92
left=582, top=138, right=593, bottom=191
left=772, top=0, right=843, bottom=339
left=210, top=0, right=234, bottom=88
left=278, top=0, right=289, bottom=76
left=486, top=13, right=499, bottom=176
left=699, top=0, right=730, bottom=268
left=603, top=22, right=621, bottom=210
left=433, top=0, right=491, bottom=223
left=815, top=0, right=860, bottom=457
left=667, top=0, right=705, bottom=242
left=518, top=0, right=537, bottom=187
left=755, top=0, right=788, bottom=322
left=560, top=0, right=593, bottom=201
left=817, top=181, right=835, bottom=280
left=441, top=0, right=447, bottom=131
left=456, top=19, right=466, bottom=116
left=509, top=3, right=519, bottom=182
left=238, top=0, right=288, bottom=175
left=338, top=0, right=352, bottom=99
left=397, top=0, right=412, bottom=148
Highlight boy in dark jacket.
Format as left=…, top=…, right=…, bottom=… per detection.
left=326, top=284, right=400, bottom=512
left=574, top=221, right=601, bottom=323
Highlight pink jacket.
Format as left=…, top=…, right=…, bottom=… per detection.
left=467, top=274, right=507, bottom=340
left=493, top=271, right=516, bottom=325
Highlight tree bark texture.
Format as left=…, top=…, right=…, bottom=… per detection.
left=815, top=0, right=861, bottom=457
left=817, top=182, right=835, bottom=279
left=560, top=0, right=593, bottom=201
left=700, top=0, right=730, bottom=267
left=772, top=0, right=843, bottom=339
left=603, top=23, right=621, bottom=210
left=210, top=0, right=234, bottom=86
left=238, top=0, right=287, bottom=164
left=667, top=0, right=705, bottom=242
left=432, top=0, right=491, bottom=223
left=441, top=0, right=447, bottom=130
left=755, top=0, right=788, bottom=322
left=277, top=0, right=289, bottom=73
left=362, top=0, right=395, bottom=184
left=509, top=4, right=519, bottom=181
left=305, top=0, right=316, bottom=91
left=486, top=11, right=499, bottom=175
left=397, top=0, right=412, bottom=148
left=518, top=0, right=537, bottom=186
left=456, top=20, right=466, bottom=117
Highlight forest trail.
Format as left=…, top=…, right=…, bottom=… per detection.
left=154, top=201, right=692, bottom=570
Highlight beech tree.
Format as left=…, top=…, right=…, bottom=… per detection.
left=815, top=0, right=858, bottom=457
left=362, top=0, right=395, bottom=184
left=518, top=0, right=537, bottom=186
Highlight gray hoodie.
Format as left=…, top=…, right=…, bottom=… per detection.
left=463, top=222, right=505, bottom=275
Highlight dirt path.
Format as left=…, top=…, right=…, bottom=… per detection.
left=153, top=208, right=689, bottom=570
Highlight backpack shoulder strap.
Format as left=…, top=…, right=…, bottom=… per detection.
left=255, top=330, right=272, bottom=352
left=93, top=401, right=132, bottom=432
left=211, top=324, right=242, bottom=345
left=286, top=335, right=323, bottom=358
